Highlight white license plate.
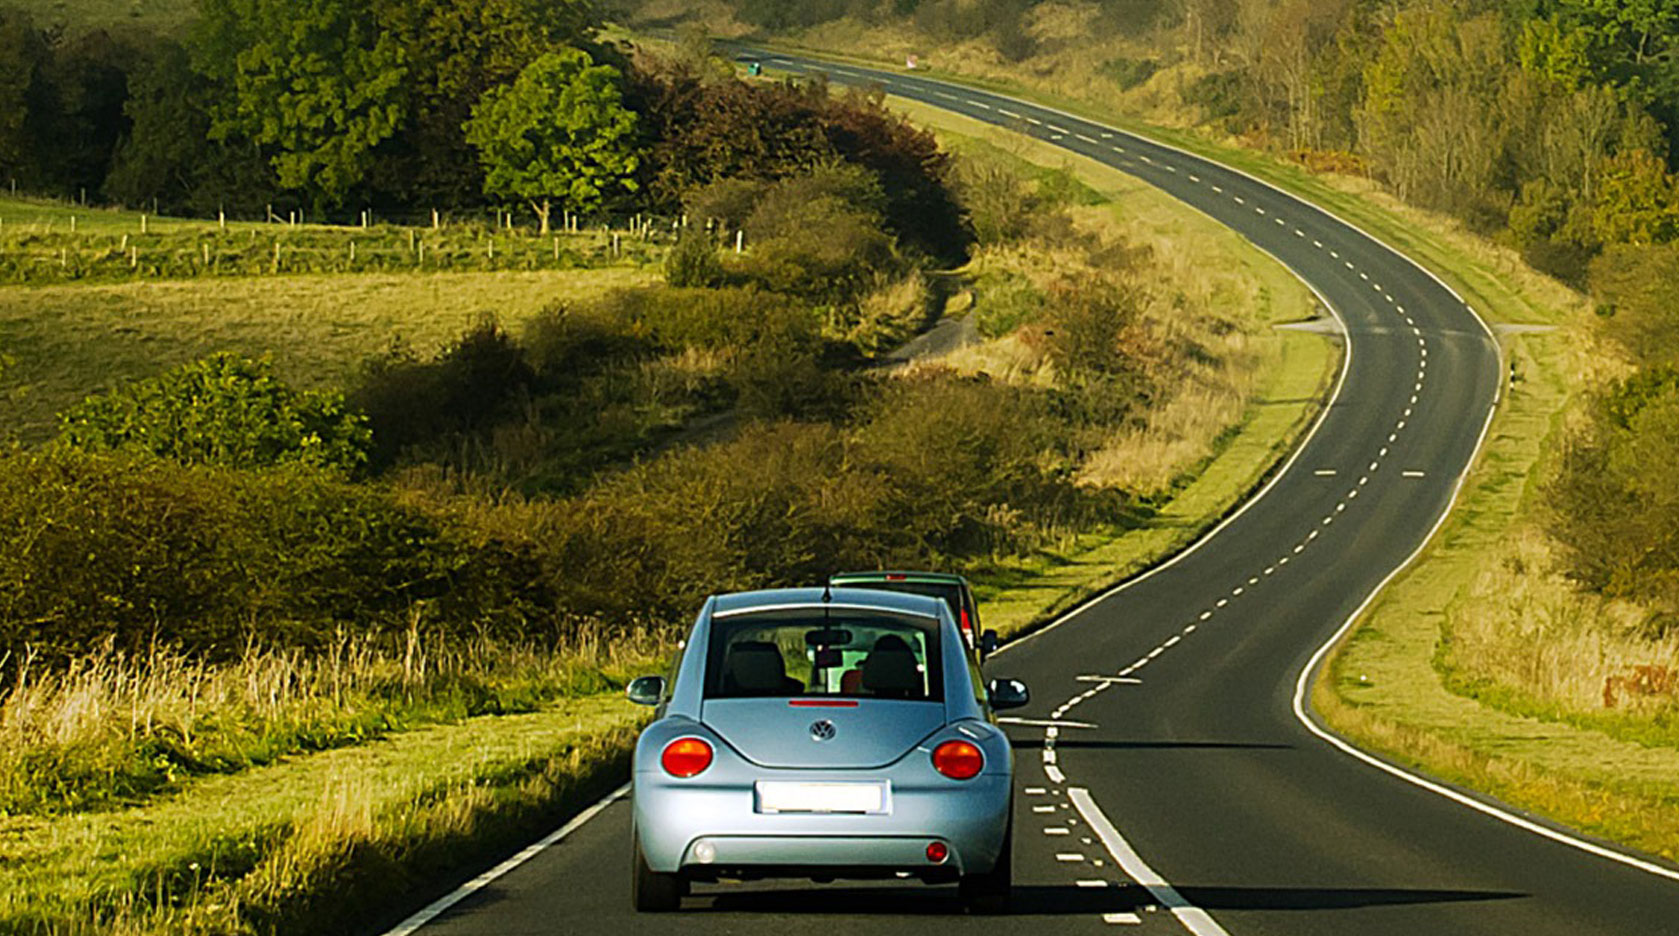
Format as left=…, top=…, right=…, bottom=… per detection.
left=755, top=781, right=890, bottom=815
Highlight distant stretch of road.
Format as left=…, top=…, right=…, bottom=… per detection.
left=382, top=51, right=1679, bottom=935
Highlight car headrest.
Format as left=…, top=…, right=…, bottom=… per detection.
left=862, top=634, right=922, bottom=697
left=727, top=641, right=789, bottom=694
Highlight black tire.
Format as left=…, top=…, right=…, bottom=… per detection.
left=631, top=827, right=684, bottom=912
left=960, top=810, right=1013, bottom=915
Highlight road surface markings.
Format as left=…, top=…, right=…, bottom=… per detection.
left=1188, top=174, right=1200, bottom=182
left=1104, top=913, right=1144, bottom=925
left=380, top=783, right=630, bottom=936
left=969, top=100, right=991, bottom=109
left=1071, top=788, right=1232, bottom=936
left=1314, top=469, right=1337, bottom=476
left=1045, top=764, right=1067, bottom=783
left=1403, top=470, right=1427, bottom=478
left=1234, top=195, right=1245, bottom=204
left=1057, top=853, right=1087, bottom=862
left=1078, top=879, right=1110, bottom=888
left=1025, top=787, right=1047, bottom=795
left=1048, top=124, right=1070, bottom=133
left=1211, top=185, right=1223, bottom=193
left=1076, top=133, right=1097, bottom=143
left=1078, top=675, right=1144, bottom=684
left=998, top=108, right=1022, bottom=118
left=1313, top=240, right=1324, bottom=248
left=1045, top=827, right=1071, bottom=835
left=997, top=716, right=1100, bottom=729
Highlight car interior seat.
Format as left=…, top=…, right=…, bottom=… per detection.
left=861, top=635, right=923, bottom=699
left=724, top=640, right=803, bottom=695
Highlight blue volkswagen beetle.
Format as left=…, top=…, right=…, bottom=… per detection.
left=624, top=586, right=1030, bottom=913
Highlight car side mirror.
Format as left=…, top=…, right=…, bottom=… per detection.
left=626, top=675, right=666, bottom=706
left=987, top=678, right=1029, bottom=711
left=980, top=629, right=999, bottom=658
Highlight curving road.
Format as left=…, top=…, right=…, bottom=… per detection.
left=382, top=52, right=1679, bottom=936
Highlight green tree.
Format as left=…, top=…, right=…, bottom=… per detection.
left=195, top=0, right=409, bottom=210
left=370, top=0, right=599, bottom=206
left=463, top=49, right=639, bottom=234
left=0, top=7, right=49, bottom=188
left=58, top=353, right=372, bottom=474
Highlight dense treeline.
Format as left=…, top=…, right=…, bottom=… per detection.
left=650, top=0, right=1679, bottom=285
left=0, top=0, right=970, bottom=258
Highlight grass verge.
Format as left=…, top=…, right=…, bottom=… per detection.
left=0, top=692, right=646, bottom=934
left=883, top=97, right=1338, bottom=640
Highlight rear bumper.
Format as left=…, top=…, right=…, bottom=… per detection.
left=633, top=774, right=1011, bottom=877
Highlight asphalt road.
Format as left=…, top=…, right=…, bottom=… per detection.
left=388, top=54, right=1679, bottom=936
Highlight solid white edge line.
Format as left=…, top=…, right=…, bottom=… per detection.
left=1291, top=402, right=1679, bottom=884
left=1070, top=788, right=1231, bottom=936
left=383, top=784, right=631, bottom=936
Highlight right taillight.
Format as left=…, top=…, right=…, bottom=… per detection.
left=661, top=737, right=713, bottom=778
left=932, top=739, right=984, bottom=780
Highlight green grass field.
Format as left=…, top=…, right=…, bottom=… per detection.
left=0, top=196, right=665, bottom=285
left=0, top=266, right=658, bottom=442
left=0, top=692, right=643, bottom=934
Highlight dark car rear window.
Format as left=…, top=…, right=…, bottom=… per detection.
left=704, top=610, right=943, bottom=702
left=840, top=581, right=962, bottom=622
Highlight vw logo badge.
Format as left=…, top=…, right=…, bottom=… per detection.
left=809, top=719, right=837, bottom=742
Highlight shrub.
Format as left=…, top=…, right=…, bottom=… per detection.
left=350, top=319, right=537, bottom=468
left=58, top=353, right=371, bottom=473
left=664, top=229, right=725, bottom=287
left=1547, top=371, right=1679, bottom=620
left=0, top=448, right=537, bottom=659
left=1100, top=55, right=1158, bottom=91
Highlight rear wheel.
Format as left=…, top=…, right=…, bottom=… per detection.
left=960, top=810, right=1013, bottom=915
left=631, top=826, right=685, bottom=912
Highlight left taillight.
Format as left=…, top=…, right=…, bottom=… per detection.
left=932, top=739, right=984, bottom=780
left=661, top=737, right=714, bottom=778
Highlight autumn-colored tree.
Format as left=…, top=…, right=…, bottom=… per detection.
left=1593, top=148, right=1679, bottom=245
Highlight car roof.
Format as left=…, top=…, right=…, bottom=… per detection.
left=710, top=586, right=946, bottom=619
left=827, top=570, right=970, bottom=587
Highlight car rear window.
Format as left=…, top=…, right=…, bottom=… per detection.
left=704, top=610, right=943, bottom=702
left=839, top=581, right=962, bottom=622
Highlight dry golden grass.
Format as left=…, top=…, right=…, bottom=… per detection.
left=0, top=626, right=664, bottom=816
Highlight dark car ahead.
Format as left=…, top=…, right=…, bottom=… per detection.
left=828, top=571, right=994, bottom=658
